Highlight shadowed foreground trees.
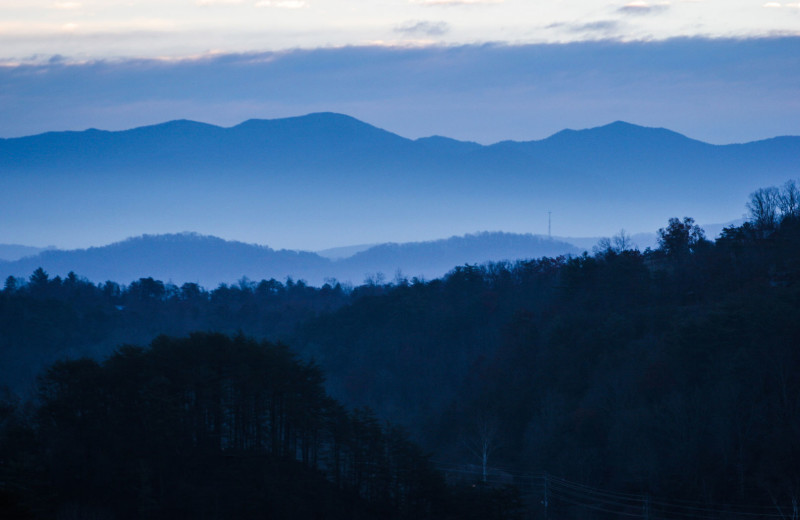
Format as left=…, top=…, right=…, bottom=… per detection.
left=1, top=333, right=457, bottom=520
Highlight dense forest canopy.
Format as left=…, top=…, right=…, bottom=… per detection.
left=2, top=181, right=800, bottom=518
left=2, top=332, right=514, bottom=519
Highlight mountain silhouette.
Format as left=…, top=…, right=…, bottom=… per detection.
left=1, top=113, right=797, bottom=249
left=0, top=232, right=580, bottom=288
left=0, top=244, right=51, bottom=262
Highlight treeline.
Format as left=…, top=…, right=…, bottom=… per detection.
left=0, top=332, right=522, bottom=519
left=0, top=271, right=357, bottom=393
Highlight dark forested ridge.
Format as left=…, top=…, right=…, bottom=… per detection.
left=0, top=333, right=473, bottom=519
left=3, top=184, right=800, bottom=518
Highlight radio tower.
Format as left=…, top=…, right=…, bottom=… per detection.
left=548, top=211, right=552, bottom=239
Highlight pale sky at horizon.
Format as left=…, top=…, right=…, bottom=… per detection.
left=1, top=0, right=799, bottom=63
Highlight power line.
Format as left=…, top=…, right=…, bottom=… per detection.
left=433, top=462, right=790, bottom=519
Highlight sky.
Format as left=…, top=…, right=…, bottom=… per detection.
left=1, top=1, right=799, bottom=249
left=1, top=1, right=798, bottom=144
left=2, top=0, right=799, bottom=63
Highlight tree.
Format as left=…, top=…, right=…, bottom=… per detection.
left=29, top=267, right=49, bottom=287
left=594, top=229, right=635, bottom=256
left=3, top=275, right=18, bottom=293
left=657, top=217, right=706, bottom=258
left=128, top=277, right=166, bottom=301
left=612, top=229, right=635, bottom=252
left=462, top=412, right=503, bottom=483
left=778, top=180, right=800, bottom=220
left=747, top=187, right=781, bottom=234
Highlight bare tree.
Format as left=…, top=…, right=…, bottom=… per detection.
left=462, top=412, right=502, bottom=483
left=747, top=187, right=781, bottom=233
left=594, top=229, right=635, bottom=255
left=778, top=180, right=800, bottom=219
left=612, top=229, right=635, bottom=251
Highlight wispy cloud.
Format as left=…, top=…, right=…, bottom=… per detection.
left=545, top=20, right=623, bottom=38
left=394, top=20, right=450, bottom=36
left=618, top=1, right=670, bottom=14
left=570, top=20, right=621, bottom=34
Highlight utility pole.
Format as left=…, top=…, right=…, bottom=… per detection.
left=543, top=472, right=549, bottom=520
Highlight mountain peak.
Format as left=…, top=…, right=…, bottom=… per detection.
left=234, top=112, right=376, bottom=131
left=228, top=112, right=409, bottom=148
left=601, top=120, right=645, bottom=131
left=542, top=120, right=698, bottom=146
left=597, top=120, right=686, bottom=137
left=126, top=119, right=222, bottom=133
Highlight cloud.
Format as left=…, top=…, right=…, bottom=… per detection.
left=618, top=1, right=670, bottom=14
left=254, top=0, right=308, bottom=7
left=762, top=2, right=782, bottom=6
left=568, top=20, right=621, bottom=34
left=545, top=20, right=623, bottom=39
left=394, top=21, right=450, bottom=36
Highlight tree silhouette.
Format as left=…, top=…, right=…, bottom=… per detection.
left=18, top=332, right=447, bottom=519
left=657, top=216, right=706, bottom=258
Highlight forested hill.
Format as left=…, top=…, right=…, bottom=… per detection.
left=1, top=333, right=504, bottom=519
left=0, top=231, right=579, bottom=287
left=3, top=184, right=800, bottom=518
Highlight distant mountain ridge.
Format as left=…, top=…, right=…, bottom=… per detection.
left=0, top=244, right=52, bottom=262
left=3, top=114, right=795, bottom=172
left=0, top=113, right=420, bottom=175
left=0, top=232, right=581, bottom=288
left=1, top=112, right=797, bottom=250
